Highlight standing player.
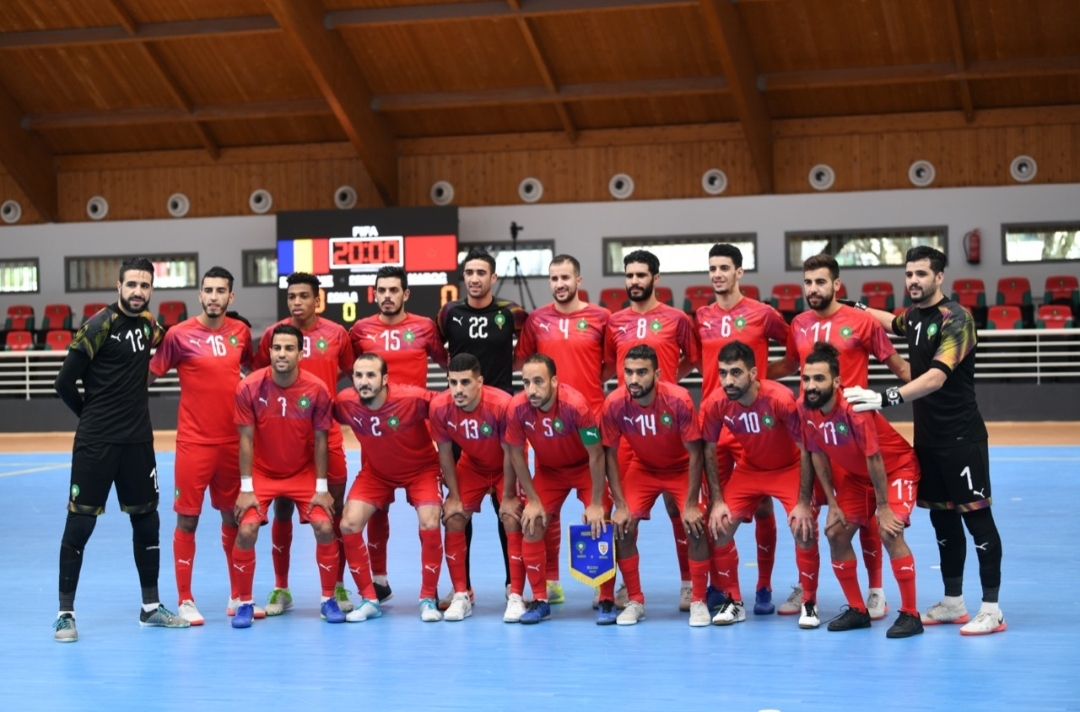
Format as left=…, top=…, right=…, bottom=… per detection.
left=149, top=266, right=253, bottom=625
left=438, top=248, right=526, bottom=603
left=514, top=254, right=614, bottom=605
left=253, top=272, right=354, bottom=616
left=770, top=253, right=910, bottom=620
left=505, top=354, right=610, bottom=624
left=699, top=341, right=821, bottom=629
left=695, top=243, right=790, bottom=616
left=52, top=257, right=188, bottom=642
left=335, top=353, right=445, bottom=622
left=600, top=345, right=709, bottom=626
left=350, top=266, right=448, bottom=603
left=795, top=343, right=923, bottom=638
left=845, top=246, right=1006, bottom=635
left=231, top=325, right=343, bottom=628
left=605, top=249, right=699, bottom=610
left=429, top=354, right=521, bottom=622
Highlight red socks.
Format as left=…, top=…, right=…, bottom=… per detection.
left=315, top=541, right=339, bottom=598
left=271, top=518, right=292, bottom=589
left=521, top=538, right=547, bottom=600
left=366, top=508, right=391, bottom=577
left=891, top=554, right=918, bottom=615
left=711, top=541, right=742, bottom=601
left=445, top=530, right=468, bottom=593
left=418, top=528, right=442, bottom=600
left=832, top=557, right=866, bottom=610
left=860, top=525, right=884, bottom=589
left=221, top=524, right=239, bottom=599
left=689, top=558, right=711, bottom=604
left=507, top=531, right=526, bottom=596
left=669, top=514, right=690, bottom=582
left=754, top=511, right=777, bottom=590
left=618, top=554, right=644, bottom=604
left=232, top=546, right=256, bottom=601
left=795, top=544, right=821, bottom=603
left=333, top=515, right=346, bottom=584
left=173, top=528, right=195, bottom=603
left=341, top=532, right=377, bottom=600
left=544, top=511, right=562, bottom=581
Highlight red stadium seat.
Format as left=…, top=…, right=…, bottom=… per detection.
left=157, top=301, right=188, bottom=329
left=577, top=289, right=589, bottom=304
left=1036, top=304, right=1074, bottom=329
left=4, top=330, right=34, bottom=350
left=951, top=278, right=986, bottom=310
left=44, top=330, right=73, bottom=351
left=769, top=283, right=804, bottom=314
left=741, top=284, right=760, bottom=301
left=995, top=277, right=1031, bottom=307
left=81, top=302, right=108, bottom=326
left=683, top=285, right=713, bottom=314
left=893, top=307, right=907, bottom=318
left=5, top=304, right=34, bottom=331
left=655, top=286, right=674, bottom=307
left=861, top=281, right=895, bottom=311
left=1043, top=275, right=1079, bottom=309
left=41, top=303, right=73, bottom=331
left=985, top=305, right=1023, bottom=330
left=835, top=282, right=848, bottom=300
left=598, top=288, right=627, bottom=312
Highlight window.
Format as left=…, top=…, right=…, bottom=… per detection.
left=458, top=241, right=555, bottom=278
left=66, top=254, right=198, bottom=292
left=243, top=249, right=278, bottom=286
left=0, top=258, right=39, bottom=293
left=1002, top=223, right=1080, bottom=263
left=785, top=227, right=946, bottom=270
left=602, top=235, right=757, bottom=276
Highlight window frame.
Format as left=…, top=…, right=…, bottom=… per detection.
left=64, top=253, right=199, bottom=292
left=1000, top=222, right=1080, bottom=264
left=784, top=226, right=948, bottom=271
left=601, top=233, right=758, bottom=277
left=457, top=240, right=557, bottom=279
left=0, top=257, right=40, bottom=294
left=242, top=248, right=278, bottom=287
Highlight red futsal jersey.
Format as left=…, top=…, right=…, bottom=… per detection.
left=515, top=302, right=610, bottom=414
left=349, top=312, right=448, bottom=389
left=799, top=393, right=918, bottom=479
left=429, top=386, right=512, bottom=473
left=601, top=380, right=700, bottom=475
left=605, top=303, right=698, bottom=386
left=786, top=305, right=896, bottom=390
left=700, top=380, right=802, bottom=472
left=334, top=385, right=439, bottom=479
left=150, top=316, right=252, bottom=444
left=505, top=384, right=600, bottom=472
left=234, top=368, right=333, bottom=478
left=696, top=298, right=789, bottom=396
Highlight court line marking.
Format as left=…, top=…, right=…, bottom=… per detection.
left=0, top=464, right=68, bottom=478
left=993, top=457, right=1080, bottom=462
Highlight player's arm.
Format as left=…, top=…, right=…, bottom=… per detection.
left=582, top=440, right=608, bottom=538
left=866, top=451, right=903, bottom=537
left=310, top=429, right=334, bottom=518
left=703, top=439, right=732, bottom=539
left=436, top=441, right=465, bottom=525
left=509, top=444, right=545, bottom=537
left=604, top=446, right=631, bottom=537
left=846, top=366, right=947, bottom=412
left=788, top=445, right=816, bottom=541
left=839, top=299, right=896, bottom=331
left=681, top=439, right=706, bottom=539
left=811, top=451, right=848, bottom=535
left=884, top=352, right=911, bottom=383
left=54, top=350, right=90, bottom=417
left=766, top=355, right=799, bottom=380
left=234, top=424, right=259, bottom=521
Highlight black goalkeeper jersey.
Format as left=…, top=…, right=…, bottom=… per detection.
left=437, top=297, right=527, bottom=394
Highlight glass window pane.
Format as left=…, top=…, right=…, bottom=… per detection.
left=66, top=254, right=198, bottom=291
left=1003, top=225, right=1080, bottom=263
left=458, top=242, right=555, bottom=278
left=602, top=235, right=757, bottom=275
left=0, top=259, right=39, bottom=293
left=785, top=228, right=946, bottom=270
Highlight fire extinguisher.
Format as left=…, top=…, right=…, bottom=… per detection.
left=963, top=228, right=981, bottom=265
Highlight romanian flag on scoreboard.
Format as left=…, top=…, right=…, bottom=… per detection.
left=277, top=238, right=330, bottom=275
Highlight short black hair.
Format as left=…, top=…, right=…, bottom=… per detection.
left=905, top=246, right=947, bottom=274
left=447, top=353, right=481, bottom=375
left=805, top=341, right=840, bottom=378
left=550, top=254, right=581, bottom=275
left=718, top=340, right=755, bottom=369
left=119, top=257, right=155, bottom=284
left=286, top=272, right=321, bottom=292
left=376, top=265, right=408, bottom=291
left=202, top=265, right=235, bottom=291
left=462, top=248, right=497, bottom=273
left=270, top=323, right=303, bottom=348
left=802, top=253, right=839, bottom=281
left=355, top=352, right=387, bottom=377
left=708, top=244, right=743, bottom=269
left=623, top=249, right=660, bottom=276
left=523, top=353, right=556, bottom=378
left=624, top=344, right=658, bottom=369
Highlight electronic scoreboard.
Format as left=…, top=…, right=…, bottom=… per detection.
left=275, top=206, right=459, bottom=326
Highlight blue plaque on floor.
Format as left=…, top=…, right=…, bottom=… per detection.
left=568, top=523, right=616, bottom=587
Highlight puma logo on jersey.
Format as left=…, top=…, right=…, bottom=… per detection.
left=973, top=488, right=986, bottom=498
left=524, top=421, right=535, bottom=430
left=538, top=323, right=549, bottom=331
left=702, top=321, right=711, bottom=329
left=452, top=316, right=463, bottom=326
left=446, top=421, right=457, bottom=430
left=188, top=338, right=201, bottom=347
left=365, top=334, right=377, bottom=342
left=259, top=398, right=268, bottom=406
left=618, top=325, right=629, bottom=333
left=352, top=417, right=364, bottom=427
left=110, top=334, right=122, bottom=342
left=424, top=565, right=439, bottom=574
left=623, top=417, right=634, bottom=425
left=723, top=416, right=735, bottom=424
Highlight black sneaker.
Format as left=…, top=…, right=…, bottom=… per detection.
left=886, top=611, right=925, bottom=639
left=827, top=606, right=872, bottom=632
left=374, top=580, right=393, bottom=603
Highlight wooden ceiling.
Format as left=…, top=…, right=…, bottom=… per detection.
left=1, top=0, right=1078, bottom=220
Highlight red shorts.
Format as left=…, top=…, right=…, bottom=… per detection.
left=623, top=462, right=694, bottom=520
left=457, top=455, right=505, bottom=513
left=173, top=439, right=240, bottom=516
left=531, top=465, right=612, bottom=515
left=834, top=466, right=920, bottom=527
left=348, top=465, right=442, bottom=510
left=243, top=467, right=332, bottom=525
left=725, top=462, right=802, bottom=521
left=328, top=437, right=347, bottom=487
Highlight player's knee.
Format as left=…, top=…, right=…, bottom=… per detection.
left=176, top=513, right=199, bottom=533
left=130, top=509, right=160, bottom=546
left=688, top=535, right=710, bottom=559
left=61, top=512, right=98, bottom=551
left=311, top=521, right=335, bottom=543
left=236, top=523, right=259, bottom=549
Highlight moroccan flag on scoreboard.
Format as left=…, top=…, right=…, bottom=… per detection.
left=277, top=238, right=330, bottom=275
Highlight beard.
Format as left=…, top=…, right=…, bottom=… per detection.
left=120, top=294, right=149, bottom=315
left=628, top=381, right=655, bottom=401
left=803, top=385, right=834, bottom=411
left=627, top=281, right=654, bottom=303
left=723, top=383, right=748, bottom=401
left=379, top=301, right=404, bottom=316
left=808, top=291, right=834, bottom=311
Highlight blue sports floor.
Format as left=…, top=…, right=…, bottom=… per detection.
left=1, top=446, right=1077, bottom=711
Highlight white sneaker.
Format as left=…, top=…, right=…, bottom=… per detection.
left=921, top=599, right=970, bottom=625
left=444, top=592, right=474, bottom=622
left=178, top=600, right=204, bottom=626
left=504, top=593, right=526, bottom=623
left=688, top=601, right=711, bottom=627
left=419, top=598, right=442, bottom=622
left=798, top=601, right=820, bottom=629
left=437, top=589, right=454, bottom=612
left=678, top=582, right=693, bottom=612
left=866, top=591, right=888, bottom=620
left=227, top=597, right=267, bottom=619
left=712, top=598, right=746, bottom=626
left=616, top=600, right=646, bottom=626
left=959, top=609, right=1006, bottom=636
left=777, top=585, right=804, bottom=615
left=345, top=599, right=382, bottom=622
left=263, top=588, right=292, bottom=616
left=614, top=583, right=630, bottom=609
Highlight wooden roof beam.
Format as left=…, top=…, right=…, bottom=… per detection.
left=25, top=99, right=332, bottom=130
left=943, top=0, right=975, bottom=122
left=325, top=0, right=696, bottom=27
left=698, top=0, right=773, bottom=193
left=265, top=0, right=398, bottom=206
left=0, top=84, right=57, bottom=221
left=0, top=16, right=279, bottom=50
left=507, top=0, right=576, bottom=142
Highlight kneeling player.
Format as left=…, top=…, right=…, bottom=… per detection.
left=795, top=343, right=923, bottom=638
left=700, top=341, right=822, bottom=628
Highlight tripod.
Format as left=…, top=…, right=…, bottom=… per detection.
left=494, top=221, right=536, bottom=309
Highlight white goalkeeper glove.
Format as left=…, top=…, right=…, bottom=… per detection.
left=843, top=386, right=904, bottom=412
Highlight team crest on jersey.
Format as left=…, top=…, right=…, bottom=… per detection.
left=734, top=317, right=747, bottom=330
left=142, top=324, right=151, bottom=339
left=927, top=323, right=939, bottom=337
left=403, top=329, right=416, bottom=343
left=174, top=487, right=181, bottom=500
left=494, top=312, right=507, bottom=329
left=480, top=422, right=494, bottom=436
left=576, top=318, right=588, bottom=331
left=836, top=422, right=849, bottom=435
left=298, top=395, right=311, bottom=409
left=840, top=326, right=853, bottom=338
left=388, top=415, right=401, bottom=429
left=229, top=334, right=239, bottom=347
left=316, top=338, right=328, bottom=352
left=553, top=418, right=564, bottom=432
left=649, top=319, right=662, bottom=333
left=762, top=414, right=775, bottom=428
left=70, top=484, right=80, bottom=499
left=660, top=412, right=674, bottom=427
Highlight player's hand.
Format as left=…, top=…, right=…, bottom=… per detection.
left=233, top=492, right=260, bottom=523
left=583, top=504, right=606, bottom=539
left=521, top=500, right=547, bottom=538
left=499, top=496, right=523, bottom=525
left=837, top=298, right=868, bottom=311
left=309, top=491, right=335, bottom=519
left=682, top=504, right=705, bottom=540
left=843, top=386, right=883, bottom=412
left=824, top=504, right=850, bottom=535
left=441, top=495, right=466, bottom=526
left=876, top=505, right=905, bottom=538
left=707, top=501, right=732, bottom=540
left=788, top=502, right=817, bottom=542
left=611, top=504, right=632, bottom=539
